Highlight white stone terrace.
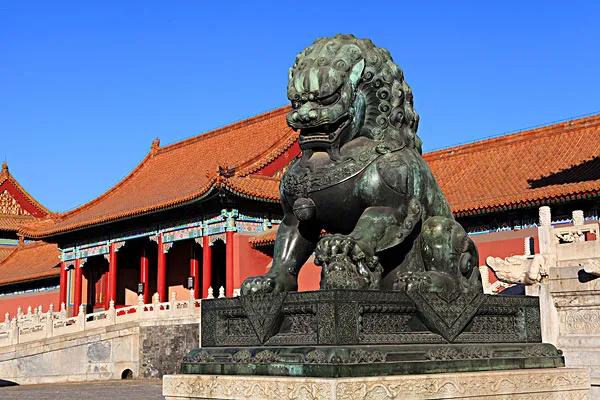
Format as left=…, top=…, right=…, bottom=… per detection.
left=0, top=287, right=221, bottom=348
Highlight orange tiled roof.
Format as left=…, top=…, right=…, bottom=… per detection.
left=0, top=214, right=37, bottom=232
left=22, top=107, right=296, bottom=238
left=0, top=242, right=60, bottom=286
left=425, top=114, right=600, bottom=216
left=22, top=110, right=600, bottom=239
left=0, top=245, right=15, bottom=263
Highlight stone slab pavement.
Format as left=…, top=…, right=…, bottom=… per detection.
left=0, top=379, right=164, bottom=400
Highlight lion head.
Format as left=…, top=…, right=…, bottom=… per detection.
left=287, top=34, right=421, bottom=156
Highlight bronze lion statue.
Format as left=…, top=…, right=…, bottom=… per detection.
left=242, top=34, right=482, bottom=298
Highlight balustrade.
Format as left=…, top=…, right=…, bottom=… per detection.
left=0, top=289, right=200, bottom=348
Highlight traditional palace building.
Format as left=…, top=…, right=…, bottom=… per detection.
left=0, top=108, right=598, bottom=317
left=0, top=162, right=60, bottom=316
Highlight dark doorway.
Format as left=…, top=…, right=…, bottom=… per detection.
left=211, top=239, right=226, bottom=294
left=84, top=255, right=109, bottom=313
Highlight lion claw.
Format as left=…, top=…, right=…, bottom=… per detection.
left=241, top=275, right=279, bottom=296
left=316, top=234, right=382, bottom=290
left=315, top=234, right=368, bottom=266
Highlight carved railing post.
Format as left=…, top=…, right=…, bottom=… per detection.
left=152, top=293, right=160, bottom=317
left=33, top=306, right=41, bottom=324
left=107, top=300, right=116, bottom=325
left=170, top=291, right=177, bottom=311
left=60, top=302, right=67, bottom=319
left=572, top=210, right=585, bottom=227
left=45, top=304, right=54, bottom=338
left=137, top=293, right=145, bottom=317
left=218, top=286, right=225, bottom=298
left=77, top=305, right=85, bottom=331
left=207, top=286, right=214, bottom=299
left=188, top=288, right=195, bottom=315
left=10, top=317, right=17, bottom=345
left=538, top=206, right=553, bottom=255
left=524, top=237, right=532, bottom=256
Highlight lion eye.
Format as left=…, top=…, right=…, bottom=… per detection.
left=319, top=92, right=340, bottom=106
left=292, top=101, right=301, bottom=109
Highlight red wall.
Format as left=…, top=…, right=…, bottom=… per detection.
left=298, top=257, right=321, bottom=291
left=0, top=289, right=59, bottom=318
left=234, top=233, right=323, bottom=292
left=234, top=233, right=273, bottom=290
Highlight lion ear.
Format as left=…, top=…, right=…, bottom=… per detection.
left=349, top=59, right=365, bottom=88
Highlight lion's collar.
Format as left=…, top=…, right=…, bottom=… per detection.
left=283, top=141, right=404, bottom=197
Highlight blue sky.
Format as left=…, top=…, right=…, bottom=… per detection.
left=1, top=1, right=599, bottom=212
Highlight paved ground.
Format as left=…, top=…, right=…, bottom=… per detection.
left=0, top=380, right=164, bottom=400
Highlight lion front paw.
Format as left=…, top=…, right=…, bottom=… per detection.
left=315, top=234, right=382, bottom=290
left=241, top=274, right=294, bottom=296
left=314, top=234, right=368, bottom=266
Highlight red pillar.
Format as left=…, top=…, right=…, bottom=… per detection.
left=225, top=231, right=234, bottom=297
left=73, top=259, right=83, bottom=315
left=59, top=261, right=67, bottom=307
left=103, top=260, right=110, bottom=310
left=157, top=234, right=167, bottom=302
left=202, top=236, right=212, bottom=298
left=140, top=247, right=149, bottom=304
left=108, top=243, right=118, bottom=306
left=189, top=243, right=200, bottom=299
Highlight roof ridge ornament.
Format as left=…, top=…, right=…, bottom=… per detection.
left=218, top=165, right=236, bottom=178
left=1, top=161, right=8, bottom=174
left=150, top=138, right=161, bottom=156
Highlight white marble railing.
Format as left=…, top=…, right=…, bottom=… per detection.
left=0, top=289, right=203, bottom=348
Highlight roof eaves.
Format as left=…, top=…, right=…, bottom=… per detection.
left=0, top=271, right=61, bottom=288
left=21, top=178, right=219, bottom=239
left=454, top=186, right=600, bottom=217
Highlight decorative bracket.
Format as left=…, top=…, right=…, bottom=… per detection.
left=221, top=209, right=239, bottom=232
left=113, top=241, right=126, bottom=252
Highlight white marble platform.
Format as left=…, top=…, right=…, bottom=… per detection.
left=163, top=367, right=590, bottom=399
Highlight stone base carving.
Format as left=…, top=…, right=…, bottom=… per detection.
left=163, top=368, right=590, bottom=399
left=190, top=290, right=562, bottom=378
left=181, top=343, right=563, bottom=377
left=201, top=290, right=544, bottom=347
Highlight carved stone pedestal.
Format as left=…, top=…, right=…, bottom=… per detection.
left=163, top=368, right=590, bottom=399
left=170, top=290, right=572, bottom=397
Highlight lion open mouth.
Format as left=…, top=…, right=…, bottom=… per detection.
left=298, top=114, right=351, bottom=150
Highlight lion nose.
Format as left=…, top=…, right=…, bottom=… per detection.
left=308, top=110, right=318, bottom=120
